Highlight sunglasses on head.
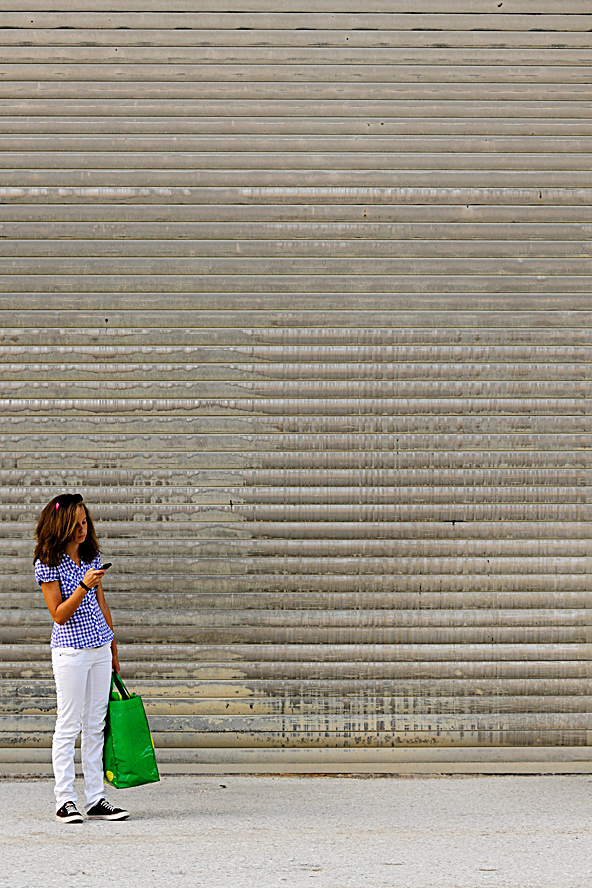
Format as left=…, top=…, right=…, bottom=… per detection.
left=54, top=493, right=83, bottom=510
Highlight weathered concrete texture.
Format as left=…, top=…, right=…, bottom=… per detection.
left=2, top=775, right=590, bottom=888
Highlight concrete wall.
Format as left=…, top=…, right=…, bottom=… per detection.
left=0, top=0, right=590, bottom=774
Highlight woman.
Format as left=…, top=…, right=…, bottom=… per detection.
left=34, top=492, right=129, bottom=823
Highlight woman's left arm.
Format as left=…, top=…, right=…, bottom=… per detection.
left=96, top=581, right=120, bottom=674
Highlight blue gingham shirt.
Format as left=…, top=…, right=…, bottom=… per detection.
left=35, top=553, right=114, bottom=649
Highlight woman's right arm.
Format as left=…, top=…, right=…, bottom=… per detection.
left=41, top=568, right=105, bottom=625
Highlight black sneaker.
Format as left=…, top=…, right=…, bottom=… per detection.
left=86, top=798, right=129, bottom=821
left=55, top=801, right=83, bottom=824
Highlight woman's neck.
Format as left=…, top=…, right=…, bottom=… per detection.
left=63, top=541, right=80, bottom=566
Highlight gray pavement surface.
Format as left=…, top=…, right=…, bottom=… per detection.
left=2, top=775, right=591, bottom=888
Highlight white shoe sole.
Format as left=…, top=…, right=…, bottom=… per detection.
left=87, top=812, right=129, bottom=821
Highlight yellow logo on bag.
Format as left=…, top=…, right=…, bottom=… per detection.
left=106, top=770, right=114, bottom=782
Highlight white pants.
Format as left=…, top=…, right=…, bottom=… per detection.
left=51, top=643, right=112, bottom=811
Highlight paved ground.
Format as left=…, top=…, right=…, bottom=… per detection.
left=2, top=775, right=591, bottom=888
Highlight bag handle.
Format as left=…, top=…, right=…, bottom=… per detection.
left=111, top=671, right=132, bottom=700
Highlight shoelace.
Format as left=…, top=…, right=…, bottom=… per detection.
left=64, top=803, right=77, bottom=813
left=100, top=800, right=116, bottom=812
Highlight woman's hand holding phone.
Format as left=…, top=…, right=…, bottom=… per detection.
left=83, top=568, right=106, bottom=589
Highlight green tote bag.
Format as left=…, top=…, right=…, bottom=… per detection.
left=104, top=672, right=160, bottom=789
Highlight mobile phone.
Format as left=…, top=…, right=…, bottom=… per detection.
left=101, top=562, right=113, bottom=570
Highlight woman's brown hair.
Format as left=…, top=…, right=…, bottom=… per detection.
left=33, top=494, right=100, bottom=568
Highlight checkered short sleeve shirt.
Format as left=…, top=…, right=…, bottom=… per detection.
left=35, top=553, right=114, bottom=649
